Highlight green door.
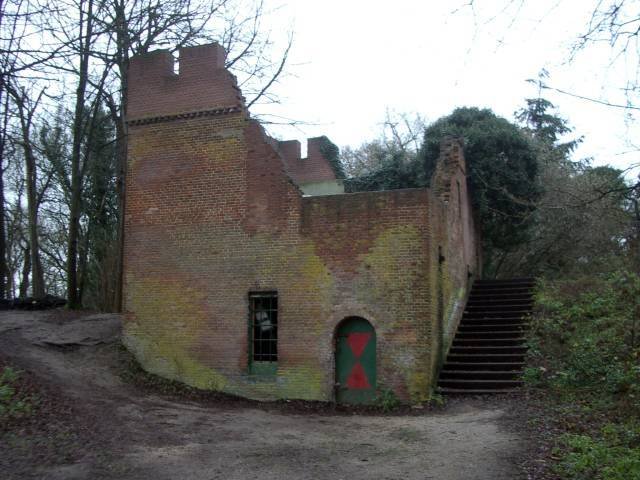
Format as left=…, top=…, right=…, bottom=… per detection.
left=335, top=317, right=376, bottom=404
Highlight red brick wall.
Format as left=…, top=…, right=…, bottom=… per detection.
left=429, top=137, right=480, bottom=372
left=123, top=43, right=479, bottom=403
left=128, top=43, right=243, bottom=121
left=276, top=138, right=337, bottom=185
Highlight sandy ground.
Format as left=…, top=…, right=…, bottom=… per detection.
left=0, top=310, right=527, bottom=480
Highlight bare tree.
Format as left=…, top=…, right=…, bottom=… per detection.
left=1, top=0, right=42, bottom=299
left=457, top=1, right=640, bottom=111
left=6, top=82, right=46, bottom=297
left=341, top=111, right=426, bottom=178
left=0, top=86, right=10, bottom=299
left=2, top=0, right=293, bottom=307
left=63, top=0, right=99, bottom=308
left=1, top=0, right=69, bottom=299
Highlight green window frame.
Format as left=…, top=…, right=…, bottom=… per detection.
left=248, top=292, right=278, bottom=375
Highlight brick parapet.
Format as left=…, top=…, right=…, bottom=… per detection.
left=127, top=43, right=244, bottom=123
left=276, top=137, right=337, bottom=185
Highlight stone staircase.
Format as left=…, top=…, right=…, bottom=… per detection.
left=437, top=278, right=535, bottom=394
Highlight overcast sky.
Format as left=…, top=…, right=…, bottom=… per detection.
left=250, top=1, right=639, bottom=176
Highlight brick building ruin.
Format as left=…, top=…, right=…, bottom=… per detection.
left=123, top=43, right=480, bottom=404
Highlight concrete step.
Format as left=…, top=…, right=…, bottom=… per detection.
left=472, top=286, right=534, bottom=294
left=443, top=361, right=526, bottom=371
left=452, top=337, right=526, bottom=347
left=465, top=303, right=533, bottom=312
left=437, top=277, right=534, bottom=396
left=468, top=288, right=534, bottom=296
left=439, top=369, right=521, bottom=380
left=467, top=297, right=533, bottom=307
left=463, top=310, right=531, bottom=319
left=456, top=330, right=527, bottom=339
left=461, top=316, right=530, bottom=325
left=474, top=279, right=534, bottom=287
left=458, top=323, right=528, bottom=331
left=475, top=277, right=534, bottom=282
left=438, top=379, right=523, bottom=390
left=437, top=387, right=520, bottom=395
left=449, top=345, right=528, bottom=355
left=469, top=292, right=533, bottom=300
left=446, top=353, right=526, bottom=363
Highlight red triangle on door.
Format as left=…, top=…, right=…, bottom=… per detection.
left=346, top=362, right=371, bottom=389
left=347, top=332, right=371, bottom=359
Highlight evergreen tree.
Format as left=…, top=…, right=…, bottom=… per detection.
left=499, top=97, right=632, bottom=277
left=420, top=107, right=540, bottom=275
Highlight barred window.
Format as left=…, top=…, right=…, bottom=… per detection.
left=249, top=292, right=278, bottom=363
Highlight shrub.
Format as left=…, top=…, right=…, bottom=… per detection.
left=0, top=366, right=37, bottom=420
left=528, top=272, right=640, bottom=479
left=375, top=388, right=400, bottom=412
left=530, top=271, right=640, bottom=394
left=555, top=427, right=640, bottom=480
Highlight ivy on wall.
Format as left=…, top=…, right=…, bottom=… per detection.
left=317, top=136, right=345, bottom=179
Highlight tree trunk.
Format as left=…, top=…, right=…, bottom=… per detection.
left=0, top=160, right=8, bottom=299
left=26, top=167, right=44, bottom=297
left=21, top=120, right=45, bottom=298
left=66, top=186, right=81, bottom=306
left=77, top=222, right=91, bottom=305
left=19, top=245, right=30, bottom=298
left=103, top=90, right=127, bottom=313
left=0, top=86, right=9, bottom=299
left=114, top=115, right=126, bottom=312
left=113, top=0, right=128, bottom=313
left=66, top=0, right=94, bottom=308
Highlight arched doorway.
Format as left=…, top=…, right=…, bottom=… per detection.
left=335, top=317, right=376, bottom=404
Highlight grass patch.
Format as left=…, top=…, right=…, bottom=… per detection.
left=524, top=271, right=640, bottom=479
left=555, top=426, right=640, bottom=480
left=0, top=358, right=87, bottom=477
left=0, top=366, right=38, bottom=423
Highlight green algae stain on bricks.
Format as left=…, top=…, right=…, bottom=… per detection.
left=124, top=276, right=227, bottom=391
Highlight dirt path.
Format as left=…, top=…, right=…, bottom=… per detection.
left=0, top=310, right=527, bottom=480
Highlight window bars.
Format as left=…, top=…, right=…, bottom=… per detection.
left=249, top=292, right=278, bottom=362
